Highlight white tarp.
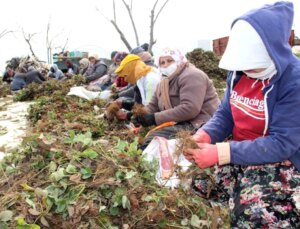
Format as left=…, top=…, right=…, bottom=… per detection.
left=67, top=86, right=111, bottom=101
left=0, top=97, right=31, bottom=161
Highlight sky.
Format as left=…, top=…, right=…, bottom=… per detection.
left=0, top=0, right=299, bottom=73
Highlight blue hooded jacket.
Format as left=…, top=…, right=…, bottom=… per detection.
left=202, top=2, right=300, bottom=171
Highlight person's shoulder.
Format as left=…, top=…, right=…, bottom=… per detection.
left=280, top=60, right=300, bottom=84
left=95, top=60, right=107, bottom=67
left=179, top=64, right=208, bottom=81
left=147, top=68, right=161, bottom=78
left=27, top=70, right=40, bottom=75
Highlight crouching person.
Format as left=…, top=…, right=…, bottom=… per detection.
left=26, top=66, right=46, bottom=85
left=183, top=2, right=300, bottom=228
left=136, top=48, right=219, bottom=150
left=11, top=66, right=45, bottom=92
left=11, top=66, right=27, bottom=91
left=113, top=54, right=161, bottom=120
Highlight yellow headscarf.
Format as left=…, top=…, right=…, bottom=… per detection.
left=115, top=54, right=152, bottom=84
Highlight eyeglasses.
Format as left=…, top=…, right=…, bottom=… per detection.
left=159, top=59, right=174, bottom=65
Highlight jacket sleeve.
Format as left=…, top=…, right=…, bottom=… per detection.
left=229, top=78, right=300, bottom=165
left=141, top=72, right=160, bottom=105
left=48, top=72, right=55, bottom=78
left=74, top=65, right=80, bottom=75
left=154, top=71, right=207, bottom=125
left=118, top=85, right=135, bottom=98
left=57, top=70, right=64, bottom=80
left=38, top=72, right=46, bottom=81
left=201, top=75, right=234, bottom=143
left=146, top=91, right=160, bottom=113
left=86, top=64, right=107, bottom=83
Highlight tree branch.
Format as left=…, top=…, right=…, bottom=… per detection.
left=110, top=20, right=132, bottom=51
left=96, top=5, right=132, bottom=51
left=154, top=0, right=169, bottom=24
left=22, top=28, right=37, bottom=58
left=46, top=18, right=63, bottom=64
left=113, top=0, right=117, bottom=22
left=62, top=38, right=69, bottom=52
left=46, top=19, right=51, bottom=63
left=95, top=7, right=110, bottom=22
left=152, top=0, right=159, bottom=12
left=0, top=29, right=14, bottom=39
left=121, top=0, right=139, bottom=46
left=149, top=0, right=170, bottom=52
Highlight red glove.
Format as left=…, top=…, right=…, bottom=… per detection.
left=192, top=129, right=211, bottom=144
left=184, top=143, right=218, bottom=169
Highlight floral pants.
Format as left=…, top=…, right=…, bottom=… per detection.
left=192, top=161, right=300, bottom=228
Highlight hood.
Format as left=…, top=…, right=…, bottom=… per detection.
left=51, top=64, right=59, bottom=72
left=232, top=1, right=294, bottom=83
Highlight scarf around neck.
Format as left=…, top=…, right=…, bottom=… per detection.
left=156, top=63, right=188, bottom=110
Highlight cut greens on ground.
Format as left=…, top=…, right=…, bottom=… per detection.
left=0, top=50, right=230, bottom=228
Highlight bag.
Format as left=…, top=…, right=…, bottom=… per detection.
left=143, top=136, right=192, bottom=189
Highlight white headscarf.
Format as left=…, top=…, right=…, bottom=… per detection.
left=157, top=48, right=187, bottom=65
left=219, top=20, right=276, bottom=78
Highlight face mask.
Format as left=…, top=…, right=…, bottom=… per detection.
left=160, top=63, right=177, bottom=77
left=244, top=62, right=277, bottom=80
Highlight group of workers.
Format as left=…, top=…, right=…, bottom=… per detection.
left=1, top=2, right=300, bottom=227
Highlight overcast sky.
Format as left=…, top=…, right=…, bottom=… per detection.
left=0, top=0, right=299, bottom=72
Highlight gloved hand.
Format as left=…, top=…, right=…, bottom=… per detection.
left=136, top=113, right=156, bottom=127
left=130, top=115, right=141, bottom=128
left=184, top=143, right=218, bottom=169
left=192, top=129, right=211, bottom=144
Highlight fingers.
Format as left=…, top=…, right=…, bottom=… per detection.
left=197, top=143, right=209, bottom=149
left=184, top=155, right=194, bottom=162
left=183, top=148, right=197, bottom=162
left=183, top=148, right=194, bottom=156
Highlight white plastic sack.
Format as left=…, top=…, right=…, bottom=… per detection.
left=67, top=86, right=111, bottom=100
left=99, top=90, right=112, bottom=100
left=142, top=136, right=192, bottom=189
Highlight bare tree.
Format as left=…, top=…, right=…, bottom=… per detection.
left=121, top=0, right=140, bottom=46
left=54, top=37, right=69, bottom=53
left=0, top=29, right=14, bottom=39
left=96, top=0, right=170, bottom=53
left=46, top=18, right=65, bottom=64
left=96, top=2, right=132, bottom=51
left=22, top=28, right=37, bottom=57
left=46, top=19, right=53, bottom=64
left=113, top=0, right=117, bottom=22
left=149, top=0, right=169, bottom=52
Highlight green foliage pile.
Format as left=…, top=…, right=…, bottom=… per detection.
left=14, top=75, right=86, bottom=102
left=186, top=48, right=227, bottom=81
left=0, top=75, right=230, bottom=228
left=0, top=81, right=12, bottom=98
left=187, top=49, right=228, bottom=98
